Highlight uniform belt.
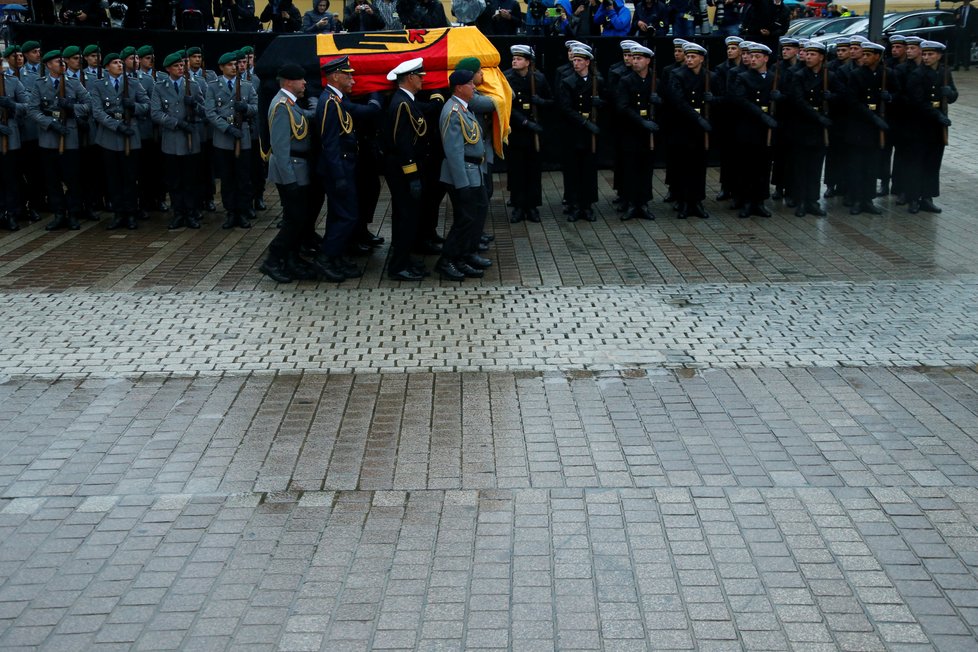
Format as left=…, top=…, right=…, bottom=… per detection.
left=521, top=103, right=531, bottom=110
left=289, top=151, right=310, bottom=159
left=867, top=104, right=877, bottom=111
left=931, top=101, right=941, bottom=108
left=639, top=109, right=648, bottom=117
left=580, top=111, right=590, bottom=118
left=761, top=106, right=770, bottom=113
left=464, top=155, right=484, bottom=165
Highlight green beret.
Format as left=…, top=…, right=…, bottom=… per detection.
left=120, top=46, right=136, bottom=59
left=83, top=44, right=100, bottom=56
left=240, top=46, right=254, bottom=55
left=175, top=50, right=186, bottom=60
left=455, top=57, right=481, bottom=73
left=2, top=45, right=20, bottom=58
left=22, top=40, right=41, bottom=52
left=61, top=46, right=81, bottom=58
left=162, top=52, right=184, bottom=69
left=217, top=52, right=237, bottom=66
left=102, top=53, right=122, bottom=66
left=233, top=50, right=245, bottom=60
left=41, top=50, right=62, bottom=64
left=136, top=45, right=154, bottom=57
left=186, top=46, right=202, bottom=57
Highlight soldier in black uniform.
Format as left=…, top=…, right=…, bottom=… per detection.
left=729, top=41, right=777, bottom=218
left=382, top=58, right=428, bottom=281
left=891, top=36, right=923, bottom=205
left=770, top=36, right=802, bottom=205
left=784, top=41, right=840, bottom=217
left=614, top=44, right=659, bottom=221
left=608, top=40, right=637, bottom=212
left=903, top=40, right=956, bottom=214
left=664, top=42, right=714, bottom=219
left=555, top=46, right=605, bottom=222
left=713, top=35, right=744, bottom=202
left=312, top=56, right=383, bottom=281
left=660, top=38, right=689, bottom=204
left=842, top=41, right=889, bottom=215
left=553, top=40, right=589, bottom=209
left=823, top=37, right=851, bottom=199
left=504, top=44, right=550, bottom=224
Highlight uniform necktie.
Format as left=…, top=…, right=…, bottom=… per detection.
left=228, top=79, right=233, bottom=93
left=114, top=78, right=119, bottom=93
left=174, top=80, right=179, bottom=94
left=53, top=78, right=59, bottom=91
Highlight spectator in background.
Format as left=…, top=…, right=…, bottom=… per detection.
left=669, top=0, right=696, bottom=38
left=549, top=0, right=580, bottom=35
left=593, top=0, right=629, bottom=35
left=571, top=0, right=597, bottom=36
left=491, top=0, right=523, bottom=35
left=303, top=0, right=343, bottom=31
left=399, top=0, right=448, bottom=28
left=177, top=0, right=215, bottom=30
left=631, top=0, right=669, bottom=37
left=525, top=0, right=557, bottom=36
left=261, top=0, right=302, bottom=31
left=225, top=0, right=262, bottom=30
left=345, top=0, right=384, bottom=29
left=373, top=0, right=403, bottom=29
left=741, top=0, right=789, bottom=42
left=710, top=0, right=743, bottom=37
left=59, top=0, right=107, bottom=25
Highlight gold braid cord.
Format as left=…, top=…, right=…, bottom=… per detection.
left=320, top=96, right=353, bottom=137
left=394, top=101, right=427, bottom=141
left=440, top=107, right=481, bottom=145
left=271, top=100, right=309, bottom=142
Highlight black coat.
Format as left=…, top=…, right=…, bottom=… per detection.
left=556, top=70, right=605, bottom=150
left=905, top=64, right=957, bottom=140
left=504, top=68, right=551, bottom=148
left=615, top=69, right=659, bottom=151
left=785, top=66, right=842, bottom=146
left=729, top=67, right=776, bottom=145
left=843, top=63, right=887, bottom=146
left=663, top=66, right=715, bottom=147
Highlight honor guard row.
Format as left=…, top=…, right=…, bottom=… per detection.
left=0, top=41, right=264, bottom=232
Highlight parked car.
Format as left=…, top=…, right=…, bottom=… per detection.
left=787, top=17, right=833, bottom=36
left=804, top=15, right=863, bottom=40
left=810, top=10, right=957, bottom=45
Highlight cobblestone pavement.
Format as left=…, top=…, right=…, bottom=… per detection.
left=0, top=74, right=977, bottom=652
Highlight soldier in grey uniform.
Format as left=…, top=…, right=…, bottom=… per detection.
left=65, top=44, right=103, bottom=220
left=205, top=51, right=258, bottom=230
left=88, top=52, right=150, bottom=231
left=125, top=46, right=164, bottom=216
left=13, top=42, right=44, bottom=222
left=240, top=46, right=266, bottom=212
left=187, top=46, right=218, bottom=213
left=435, top=69, right=491, bottom=282
left=260, top=63, right=318, bottom=284
left=151, top=51, right=206, bottom=230
left=0, top=52, right=29, bottom=231
left=28, top=49, right=91, bottom=231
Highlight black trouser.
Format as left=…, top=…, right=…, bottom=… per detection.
left=956, top=30, right=974, bottom=68
left=788, top=143, right=826, bottom=206
left=904, top=138, right=944, bottom=201
left=20, top=140, right=44, bottom=210
left=443, top=183, right=488, bottom=260
left=163, top=153, right=201, bottom=215
left=672, top=144, right=705, bottom=205
left=824, top=129, right=846, bottom=192
left=354, top=151, right=381, bottom=238
left=268, top=182, right=307, bottom=262
left=384, top=166, right=420, bottom=274
left=736, top=141, right=772, bottom=204
left=80, top=142, right=104, bottom=210
left=200, top=140, right=216, bottom=201
left=40, top=148, right=81, bottom=215
left=506, top=141, right=542, bottom=210
left=845, top=142, right=878, bottom=206
left=101, top=147, right=139, bottom=214
left=250, top=140, right=265, bottom=201
left=320, top=162, right=358, bottom=257
left=139, top=139, right=165, bottom=208
left=1, top=149, right=20, bottom=215
left=565, top=146, right=598, bottom=208
left=418, top=152, right=445, bottom=245
left=214, top=147, right=253, bottom=215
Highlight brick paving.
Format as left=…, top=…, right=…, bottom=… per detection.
left=0, top=71, right=977, bottom=652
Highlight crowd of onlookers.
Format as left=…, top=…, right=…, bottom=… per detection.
left=11, top=0, right=858, bottom=37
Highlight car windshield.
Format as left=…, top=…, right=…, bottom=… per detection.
left=818, top=17, right=861, bottom=34
left=793, top=19, right=830, bottom=36
left=840, top=13, right=901, bottom=34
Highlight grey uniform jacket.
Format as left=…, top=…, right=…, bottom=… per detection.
left=151, top=76, right=205, bottom=155
left=266, top=89, right=312, bottom=186
left=246, top=70, right=260, bottom=141
left=205, top=77, right=258, bottom=151
left=27, top=76, right=91, bottom=150
left=439, top=95, right=487, bottom=189
left=16, top=71, right=40, bottom=141
left=468, top=91, right=496, bottom=165
left=135, top=72, right=156, bottom=140
left=88, top=75, right=150, bottom=151
left=0, top=74, right=29, bottom=150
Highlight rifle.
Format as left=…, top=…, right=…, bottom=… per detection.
left=183, top=50, right=193, bottom=151
left=822, top=64, right=829, bottom=147
left=767, top=63, right=779, bottom=147
left=650, top=62, right=657, bottom=151
left=941, top=60, right=949, bottom=146
left=589, top=58, right=597, bottom=154
left=703, top=54, right=710, bottom=151
left=529, top=60, right=540, bottom=153
left=233, top=71, right=242, bottom=158
left=123, top=70, right=132, bottom=157
left=877, top=64, right=887, bottom=149
left=0, top=72, right=7, bottom=155
left=58, top=72, right=66, bottom=154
